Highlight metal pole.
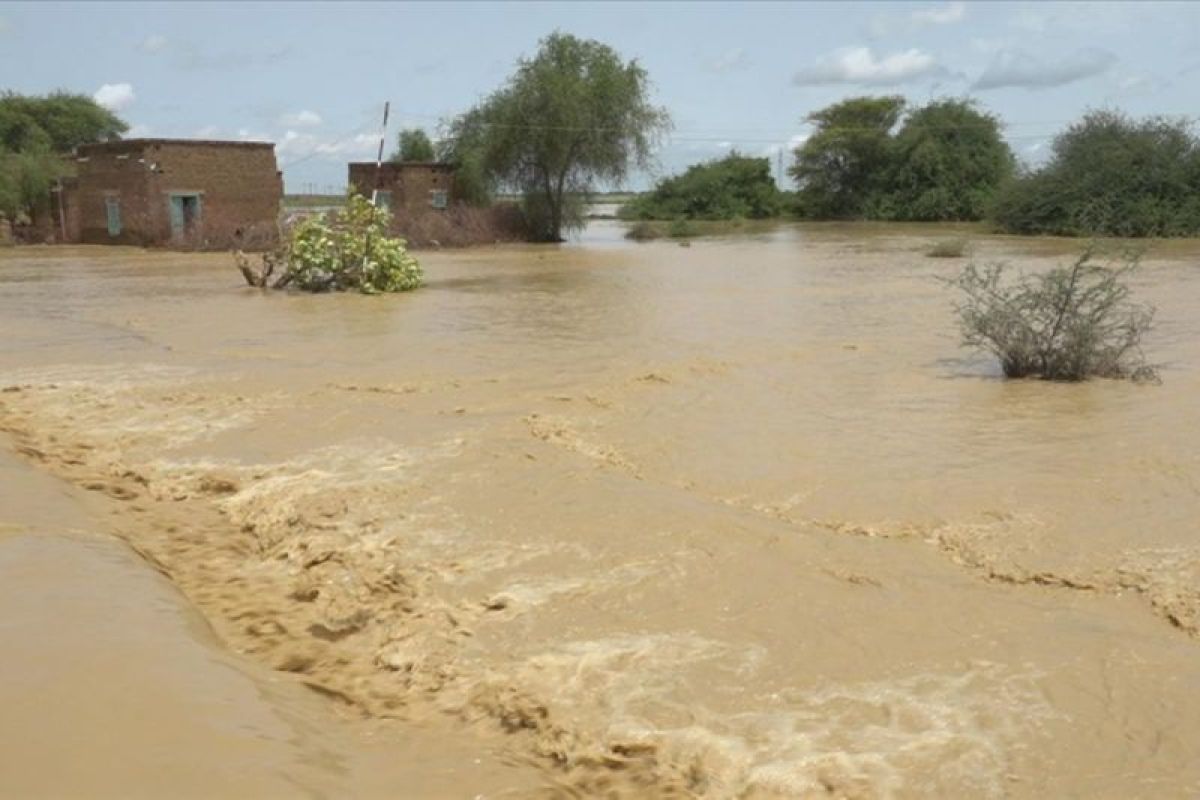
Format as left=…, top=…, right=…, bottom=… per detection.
left=56, top=179, right=67, bottom=242
left=371, top=101, right=390, bottom=207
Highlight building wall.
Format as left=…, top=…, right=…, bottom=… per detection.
left=74, top=144, right=153, bottom=246
left=73, top=140, right=282, bottom=249
left=347, top=163, right=456, bottom=213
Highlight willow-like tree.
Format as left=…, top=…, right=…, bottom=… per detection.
left=444, top=32, right=670, bottom=241
left=392, top=128, right=436, bottom=162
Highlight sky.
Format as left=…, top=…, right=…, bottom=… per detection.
left=2, top=1, right=1199, bottom=192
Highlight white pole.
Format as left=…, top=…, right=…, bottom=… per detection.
left=371, top=101, right=390, bottom=207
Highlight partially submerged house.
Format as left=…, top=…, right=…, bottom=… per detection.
left=50, top=139, right=283, bottom=249
left=347, top=162, right=455, bottom=214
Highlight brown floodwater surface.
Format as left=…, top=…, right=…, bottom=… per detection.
left=1, top=224, right=1199, bottom=797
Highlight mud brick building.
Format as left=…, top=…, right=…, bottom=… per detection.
left=49, top=139, right=282, bottom=250
left=346, top=162, right=456, bottom=213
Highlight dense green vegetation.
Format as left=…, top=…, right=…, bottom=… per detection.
left=0, top=92, right=126, bottom=219
left=790, top=97, right=1013, bottom=222
left=990, top=111, right=1200, bottom=237
left=391, top=128, right=435, bottom=163
left=885, top=100, right=1013, bottom=221
left=619, top=153, right=783, bottom=221
left=790, top=96, right=905, bottom=220
left=440, top=32, right=670, bottom=241
left=237, top=194, right=422, bottom=293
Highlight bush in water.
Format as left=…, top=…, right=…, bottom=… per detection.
left=237, top=194, right=423, bottom=294
left=948, top=247, right=1157, bottom=382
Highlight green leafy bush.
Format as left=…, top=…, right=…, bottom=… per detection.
left=991, top=111, right=1200, bottom=237
left=620, top=152, right=783, bottom=220
left=948, top=248, right=1157, bottom=381
left=238, top=194, right=422, bottom=293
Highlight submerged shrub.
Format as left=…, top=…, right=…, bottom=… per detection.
left=926, top=237, right=970, bottom=258
left=237, top=194, right=423, bottom=294
left=667, top=218, right=699, bottom=238
left=621, top=152, right=783, bottom=221
left=624, top=221, right=661, bottom=241
left=948, top=248, right=1157, bottom=382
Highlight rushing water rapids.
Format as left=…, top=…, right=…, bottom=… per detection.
left=1, top=223, right=1199, bottom=797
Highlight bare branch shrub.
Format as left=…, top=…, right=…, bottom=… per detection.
left=948, top=247, right=1158, bottom=382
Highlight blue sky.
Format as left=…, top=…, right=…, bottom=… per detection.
left=3, top=1, right=1198, bottom=191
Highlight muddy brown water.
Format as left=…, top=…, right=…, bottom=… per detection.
left=1, top=222, right=1199, bottom=798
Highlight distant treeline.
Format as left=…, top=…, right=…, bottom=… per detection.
left=624, top=97, right=1200, bottom=238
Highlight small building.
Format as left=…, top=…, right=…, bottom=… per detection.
left=50, top=139, right=283, bottom=249
left=347, top=162, right=455, bottom=214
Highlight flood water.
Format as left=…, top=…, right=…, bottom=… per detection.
left=1, top=223, right=1199, bottom=797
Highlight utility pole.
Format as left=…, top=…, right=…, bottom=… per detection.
left=371, top=101, right=390, bottom=207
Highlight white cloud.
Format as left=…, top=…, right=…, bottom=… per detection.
left=276, top=130, right=379, bottom=161
left=93, top=83, right=136, bottom=112
left=974, top=48, right=1118, bottom=90
left=126, top=123, right=153, bottom=138
left=141, top=34, right=167, bottom=53
left=279, top=109, right=323, bottom=127
left=793, top=47, right=942, bottom=86
left=709, top=48, right=749, bottom=73
left=912, top=2, right=966, bottom=26
left=194, top=125, right=220, bottom=138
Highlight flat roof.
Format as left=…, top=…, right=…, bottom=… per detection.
left=77, top=138, right=275, bottom=154
left=348, top=161, right=453, bottom=169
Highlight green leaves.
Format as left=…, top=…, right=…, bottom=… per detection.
left=621, top=153, right=783, bottom=221
left=992, top=111, right=1200, bottom=237
left=790, top=97, right=1014, bottom=222
left=442, top=32, right=670, bottom=241
left=282, top=195, right=423, bottom=294
left=392, top=129, right=436, bottom=163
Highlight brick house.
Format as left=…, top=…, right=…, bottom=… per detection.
left=346, top=162, right=455, bottom=214
left=50, top=139, right=282, bottom=250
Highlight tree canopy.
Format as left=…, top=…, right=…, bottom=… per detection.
left=441, top=31, right=670, bottom=241
left=0, top=92, right=127, bottom=152
left=790, top=96, right=905, bottom=219
left=621, top=152, right=783, bottom=220
left=0, top=92, right=127, bottom=219
left=991, top=110, right=1200, bottom=237
left=885, top=99, right=1013, bottom=221
left=392, top=128, right=436, bottom=162
left=790, top=96, right=1015, bottom=222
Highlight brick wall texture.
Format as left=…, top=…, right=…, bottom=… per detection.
left=347, top=162, right=457, bottom=213
left=64, top=139, right=282, bottom=250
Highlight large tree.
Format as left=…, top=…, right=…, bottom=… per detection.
left=991, top=110, right=1200, bottom=237
left=444, top=32, right=670, bottom=241
left=885, top=99, right=1014, bottom=221
left=391, top=128, right=435, bottom=162
left=790, top=96, right=905, bottom=219
left=0, top=92, right=127, bottom=219
left=0, top=92, right=127, bottom=152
